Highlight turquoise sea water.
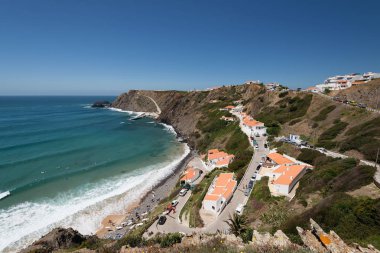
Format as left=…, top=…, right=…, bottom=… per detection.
left=0, top=96, right=188, bottom=252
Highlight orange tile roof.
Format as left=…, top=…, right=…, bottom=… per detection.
left=267, top=153, right=293, bottom=165
left=215, top=155, right=235, bottom=166
left=215, top=173, right=234, bottom=186
left=243, top=117, right=264, bottom=127
left=204, top=173, right=237, bottom=202
left=204, top=194, right=220, bottom=201
left=273, top=165, right=306, bottom=185
left=352, top=80, right=366, bottom=85
left=273, top=164, right=305, bottom=174
left=208, top=149, right=233, bottom=161
left=180, top=167, right=199, bottom=182
left=225, top=105, right=235, bottom=109
left=223, top=180, right=237, bottom=199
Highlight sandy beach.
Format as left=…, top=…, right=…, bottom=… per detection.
left=96, top=150, right=194, bottom=238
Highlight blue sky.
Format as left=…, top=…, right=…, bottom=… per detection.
left=1, top=0, right=379, bottom=95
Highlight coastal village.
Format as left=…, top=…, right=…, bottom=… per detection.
left=100, top=100, right=316, bottom=239
left=24, top=78, right=380, bottom=253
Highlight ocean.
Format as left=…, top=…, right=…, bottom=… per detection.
left=0, top=96, right=189, bottom=252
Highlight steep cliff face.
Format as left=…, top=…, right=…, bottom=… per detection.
left=111, top=85, right=263, bottom=148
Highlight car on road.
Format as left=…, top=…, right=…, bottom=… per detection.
left=171, top=199, right=179, bottom=206
left=158, top=215, right=167, bottom=225
left=264, top=143, right=268, bottom=148
left=254, top=144, right=259, bottom=149
left=259, top=161, right=263, bottom=166
left=256, top=164, right=261, bottom=171
left=248, top=180, right=254, bottom=189
left=250, top=174, right=256, bottom=181
left=235, top=204, right=244, bottom=215
left=244, top=188, right=250, bottom=196
left=179, top=189, right=188, bottom=196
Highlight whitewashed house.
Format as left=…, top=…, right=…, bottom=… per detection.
left=202, top=173, right=237, bottom=214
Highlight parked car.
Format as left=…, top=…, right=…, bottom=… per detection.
left=158, top=215, right=167, bottom=225
left=248, top=181, right=254, bottom=189
left=254, top=144, right=259, bottom=149
left=171, top=199, right=179, bottom=206
left=179, top=189, right=188, bottom=196
left=244, top=188, right=250, bottom=196
left=235, top=204, right=244, bottom=215
left=358, top=103, right=367, bottom=108
left=264, top=143, right=268, bottom=148
left=250, top=174, right=256, bottom=181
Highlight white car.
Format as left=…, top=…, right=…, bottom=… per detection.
left=235, top=204, right=244, bottom=215
left=179, top=189, right=188, bottom=196
left=171, top=199, right=179, bottom=206
left=116, top=226, right=123, bottom=230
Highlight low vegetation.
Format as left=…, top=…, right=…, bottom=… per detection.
left=339, top=116, right=380, bottom=161
left=312, top=105, right=336, bottom=121
left=279, top=148, right=380, bottom=247
left=256, top=94, right=312, bottom=136
left=316, top=119, right=348, bottom=149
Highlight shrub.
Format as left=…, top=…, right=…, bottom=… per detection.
left=282, top=193, right=380, bottom=249
left=317, top=120, right=348, bottom=148
left=312, top=105, right=336, bottom=121
left=159, top=233, right=183, bottom=248
left=252, top=177, right=272, bottom=202
left=289, top=118, right=302, bottom=126
left=119, top=233, right=144, bottom=248
left=279, top=91, right=288, bottom=98
left=241, top=228, right=254, bottom=243
left=297, top=149, right=326, bottom=165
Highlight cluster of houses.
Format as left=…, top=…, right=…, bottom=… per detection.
left=307, top=72, right=380, bottom=92
left=198, top=101, right=311, bottom=216
left=256, top=152, right=313, bottom=197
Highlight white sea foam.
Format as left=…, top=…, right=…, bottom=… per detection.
left=0, top=144, right=190, bottom=253
left=160, top=123, right=177, bottom=136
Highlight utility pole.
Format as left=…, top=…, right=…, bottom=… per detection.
left=376, top=148, right=379, bottom=167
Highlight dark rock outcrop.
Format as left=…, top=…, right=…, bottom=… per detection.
left=91, top=101, right=111, bottom=108
left=21, top=227, right=87, bottom=253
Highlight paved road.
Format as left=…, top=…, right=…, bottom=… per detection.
left=202, top=135, right=268, bottom=233
left=144, top=157, right=207, bottom=236
left=145, top=109, right=270, bottom=236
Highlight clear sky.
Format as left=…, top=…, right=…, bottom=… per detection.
left=1, top=0, right=379, bottom=95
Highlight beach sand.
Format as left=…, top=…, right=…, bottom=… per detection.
left=96, top=150, right=194, bottom=238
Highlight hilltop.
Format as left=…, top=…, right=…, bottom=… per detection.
left=112, top=84, right=380, bottom=162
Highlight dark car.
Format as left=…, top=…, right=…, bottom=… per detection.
left=264, top=143, right=268, bottom=148
left=256, top=164, right=261, bottom=171
left=248, top=181, right=254, bottom=189
left=158, top=215, right=167, bottom=225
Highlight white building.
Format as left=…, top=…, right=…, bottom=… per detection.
left=270, top=164, right=308, bottom=196
left=315, top=72, right=375, bottom=92
left=242, top=116, right=267, bottom=137
left=363, top=72, right=380, bottom=81
left=207, top=149, right=235, bottom=169
left=202, top=173, right=237, bottom=214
